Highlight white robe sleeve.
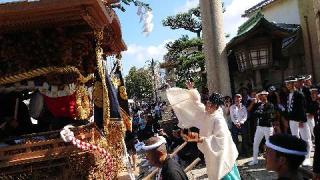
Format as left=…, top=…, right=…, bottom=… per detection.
left=198, top=111, right=238, bottom=180
left=166, top=88, right=205, bottom=129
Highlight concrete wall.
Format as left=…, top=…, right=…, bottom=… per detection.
left=313, top=0, right=320, bottom=84
left=298, top=0, right=320, bottom=83
left=258, top=0, right=301, bottom=24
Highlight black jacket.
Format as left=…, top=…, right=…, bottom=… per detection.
left=161, top=157, right=188, bottom=180
left=285, top=91, right=307, bottom=122
left=252, top=102, right=275, bottom=127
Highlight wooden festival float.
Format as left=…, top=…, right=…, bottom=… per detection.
left=0, top=0, right=130, bottom=179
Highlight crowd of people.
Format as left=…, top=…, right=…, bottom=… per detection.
left=221, top=74, right=319, bottom=170
left=126, top=74, right=320, bottom=180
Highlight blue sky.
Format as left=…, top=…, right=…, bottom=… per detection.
left=117, top=0, right=262, bottom=75
left=0, top=0, right=262, bottom=75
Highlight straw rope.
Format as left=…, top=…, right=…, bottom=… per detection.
left=0, top=66, right=94, bottom=85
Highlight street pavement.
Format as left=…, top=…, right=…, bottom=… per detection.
left=187, top=152, right=314, bottom=180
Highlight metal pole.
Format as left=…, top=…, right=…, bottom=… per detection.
left=151, top=59, right=158, bottom=102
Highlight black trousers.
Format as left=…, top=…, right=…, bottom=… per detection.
left=231, top=122, right=249, bottom=155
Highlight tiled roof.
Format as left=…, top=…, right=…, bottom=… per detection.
left=242, top=0, right=279, bottom=17
left=227, top=12, right=299, bottom=49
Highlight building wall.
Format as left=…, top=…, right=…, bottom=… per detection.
left=257, top=0, right=301, bottom=24
left=298, top=0, right=320, bottom=83
left=313, top=0, right=320, bottom=84
left=249, top=0, right=320, bottom=83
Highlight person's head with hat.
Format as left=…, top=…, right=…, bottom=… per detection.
left=136, top=136, right=168, bottom=167
left=135, top=135, right=188, bottom=180
left=206, top=92, right=225, bottom=114
left=257, top=90, right=269, bottom=103
left=233, top=93, right=242, bottom=107
left=310, top=86, right=319, bottom=101
left=295, top=75, right=305, bottom=89
left=284, top=76, right=298, bottom=92
left=264, top=134, right=307, bottom=178
left=304, top=74, right=312, bottom=87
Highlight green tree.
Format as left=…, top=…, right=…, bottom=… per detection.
left=162, top=6, right=202, bottom=38
left=164, top=36, right=205, bottom=88
left=162, top=6, right=206, bottom=89
left=162, top=3, right=225, bottom=38
left=125, top=66, right=153, bottom=100
left=110, top=0, right=150, bottom=12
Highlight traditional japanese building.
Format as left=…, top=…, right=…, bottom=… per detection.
left=227, top=12, right=302, bottom=92
left=227, top=0, right=320, bottom=93
left=231, top=0, right=320, bottom=92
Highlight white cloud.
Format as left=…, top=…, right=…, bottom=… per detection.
left=223, top=0, right=262, bottom=40
left=121, top=0, right=263, bottom=75
left=175, top=0, right=262, bottom=40
left=175, top=0, right=199, bottom=13
left=121, top=40, right=172, bottom=75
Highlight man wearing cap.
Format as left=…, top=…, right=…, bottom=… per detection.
left=248, top=90, right=275, bottom=165
left=230, top=94, right=249, bottom=156
left=304, top=75, right=316, bottom=138
left=306, top=86, right=318, bottom=138
left=302, top=75, right=313, bottom=100
left=284, top=76, right=312, bottom=166
left=135, top=136, right=188, bottom=180
left=264, top=134, right=308, bottom=180
left=294, top=75, right=305, bottom=92
left=267, top=86, right=281, bottom=133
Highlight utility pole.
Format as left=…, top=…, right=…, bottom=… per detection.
left=151, top=58, right=158, bottom=102
left=200, top=0, right=231, bottom=95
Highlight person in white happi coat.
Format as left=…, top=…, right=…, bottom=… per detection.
left=283, top=76, right=312, bottom=166
left=166, top=82, right=240, bottom=180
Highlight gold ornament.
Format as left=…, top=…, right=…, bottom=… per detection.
left=96, top=121, right=125, bottom=179
left=92, top=81, right=103, bottom=108
left=75, top=85, right=92, bottom=120
left=119, top=86, right=128, bottom=100
left=94, top=28, right=111, bottom=134
left=120, top=108, right=132, bottom=132
left=111, top=76, right=121, bottom=88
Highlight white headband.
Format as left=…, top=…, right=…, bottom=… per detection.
left=135, top=136, right=167, bottom=152
left=284, top=78, right=297, bottom=83
left=266, top=140, right=307, bottom=156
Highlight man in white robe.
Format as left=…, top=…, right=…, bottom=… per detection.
left=166, top=84, right=239, bottom=180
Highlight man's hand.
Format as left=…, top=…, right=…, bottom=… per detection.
left=197, top=137, right=204, bottom=143
left=299, top=122, right=304, bottom=128
left=236, top=123, right=241, bottom=129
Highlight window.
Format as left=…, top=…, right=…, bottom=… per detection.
left=249, top=47, right=269, bottom=68
left=235, top=51, right=247, bottom=72
left=235, top=47, right=270, bottom=72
